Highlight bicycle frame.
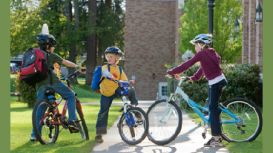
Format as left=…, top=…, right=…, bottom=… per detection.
left=169, top=77, right=241, bottom=125
left=44, top=71, right=84, bottom=128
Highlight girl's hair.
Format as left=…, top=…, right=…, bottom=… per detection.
left=197, top=42, right=210, bottom=50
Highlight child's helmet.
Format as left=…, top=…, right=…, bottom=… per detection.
left=37, top=34, right=57, bottom=50
left=190, top=34, right=212, bottom=45
left=104, top=46, right=123, bottom=56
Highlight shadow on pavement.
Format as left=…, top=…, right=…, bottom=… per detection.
left=169, top=124, right=200, bottom=145
left=94, top=142, right=177, bottom=153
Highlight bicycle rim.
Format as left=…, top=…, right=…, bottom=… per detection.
left=147, top=100, right=182, bottom=145
left=221, top=99, right=262, bottom=142
left=33, top=101, right=59, bottom=144
left=118, top=107, right=148, bottom=145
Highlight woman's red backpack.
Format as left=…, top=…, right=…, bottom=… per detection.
left=19, top=48, right=49, bottom=85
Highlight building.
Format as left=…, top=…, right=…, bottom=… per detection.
left=242, top=0, right=263, bottom=68
left=125, top=0, right=263, bottom=100
left=125, top=0, right=181, bottom=100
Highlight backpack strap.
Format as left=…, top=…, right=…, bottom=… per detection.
left=108, top=64, right=123, bottom=80
left=47, top=52, right=53, bottom=85
left=118, top=66, right=122, bottom=80
left=38, top=48, right=53, bottom=85
left=101, top=64, right=123, bottom=81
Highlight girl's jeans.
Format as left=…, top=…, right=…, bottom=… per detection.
left=31, top=81, right=77, bottom=138
left=208, top=79, right=227, bottom=136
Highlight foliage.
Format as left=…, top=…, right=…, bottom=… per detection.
left=173, top=64, right=262, bottom=108
left=15, top=74, right=36, bottom=108
left=10, top=1, right=42, bottom=56
left=10, top=0, right=125, bottom=85
left=180, top=0, right=242, bottom=63
left=96, top=0, right=125, bottom=64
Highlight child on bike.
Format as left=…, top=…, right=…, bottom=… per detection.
left=30, top=24, right=80, bottom=141
left=167, top=34, right=227, bottom=147
left=95, top=46, right=138, bottom=143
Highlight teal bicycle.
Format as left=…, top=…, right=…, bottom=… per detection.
left=147, top=75, right=262, bottom=145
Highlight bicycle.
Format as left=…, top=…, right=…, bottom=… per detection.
left=147, top=75, right=262, bottom=145
left=112, top=80, right=149, bottom=145
left=32, top=71, right=89, bottom=145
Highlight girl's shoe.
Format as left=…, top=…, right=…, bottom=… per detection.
left=204, top=137, right=224, bottom=147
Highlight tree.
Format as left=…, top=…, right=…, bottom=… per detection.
left=180, top=0, right=242, bottom=63
left=10, top=0, right=42, bottom=56
left=85, top=0, right=97, bottom=85
left=96, top=0, right=125, bottom=65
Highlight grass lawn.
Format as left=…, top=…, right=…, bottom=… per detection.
left=187, top=111, right=263, bottom=153
left=10, top=101, right=121, bottom=153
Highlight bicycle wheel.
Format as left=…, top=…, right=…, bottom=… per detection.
left=117, top=107, right=148, bottom=145
left=220, top=98, right=262, bottom=142
left=147, top=99, right=182, bottom=145
left=75, top=100, right=89, bottom=140
left=32, top=101, right=59, bottom=144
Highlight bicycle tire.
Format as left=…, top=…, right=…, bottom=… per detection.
left=117, top=107, right=148, bottom=145
left=147, top=99, right=182, bottom=145
left=32, top=101, right=59, bottom=145
left=75, top=100, right=89, bottom=140
left=220, top=98, right=262, bottom=142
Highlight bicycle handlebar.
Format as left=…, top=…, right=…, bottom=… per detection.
left=165, top=74, right=190, bottom=82
left=61, top=70, right=81, bottom=81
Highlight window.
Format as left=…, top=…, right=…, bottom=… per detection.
left=158, top=82, right=168, bottom=100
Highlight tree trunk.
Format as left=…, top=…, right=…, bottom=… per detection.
left=105, top=0, right=112, bottom=8
left=85, top=0, right=97, bottom=85
left=64, top=0, right=78, bottom=83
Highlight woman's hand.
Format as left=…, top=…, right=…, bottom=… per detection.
left=187, top=77, right=194, bottom=83
left=174, top=74, right=181, bottom=80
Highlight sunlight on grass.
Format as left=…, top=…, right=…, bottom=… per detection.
left=10, top=101, right=120, bottom=153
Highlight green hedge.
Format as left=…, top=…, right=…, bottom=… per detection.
left=15, top=74, right=36, bottom=108
left=169, top=64, right=262, bottom=108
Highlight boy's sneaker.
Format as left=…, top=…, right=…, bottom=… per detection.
left=95, top=135, right=103, bottom=143
left=204, top=137, right=224, bottom=147
left=29, top=135, right=37, bottom=142
left=67, top=120, right=80, bottom=133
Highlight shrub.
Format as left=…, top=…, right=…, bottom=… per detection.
left=15, top=74, right=36, bottom=108
left=170, top=64, right=262, bottom=108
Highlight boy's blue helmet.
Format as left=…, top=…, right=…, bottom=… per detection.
left=190, top=34, right=212, bottom=45
left=37, top=34, right=57, bottom=50
left=104, top=46, right=123, bottom=56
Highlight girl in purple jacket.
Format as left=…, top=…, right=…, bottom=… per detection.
left=167, top=34, right=227, bottom=147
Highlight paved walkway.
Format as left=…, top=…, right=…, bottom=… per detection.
left=91, top=101, right=229, bottom=153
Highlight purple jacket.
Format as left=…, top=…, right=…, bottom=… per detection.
left=167, top=48, right=223, bottom=81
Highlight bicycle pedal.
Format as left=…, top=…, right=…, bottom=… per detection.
left=68, top=126, right=80, bottom=133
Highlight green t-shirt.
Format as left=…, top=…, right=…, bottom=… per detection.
left=36, top=51, right=63, bottom=89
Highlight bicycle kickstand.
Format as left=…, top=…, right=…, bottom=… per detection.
left=202, top=124, right=209, bottom=139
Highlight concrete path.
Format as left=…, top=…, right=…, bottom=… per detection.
left=91, top=101, right=229, bottom=153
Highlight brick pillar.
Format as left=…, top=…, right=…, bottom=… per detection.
left=255, top=0, right=263, bottom=69
left=125, top=0, right=178, bottom=100
left=242, top=0, right=249, bottom=64
left=248, top=0, right=256, bottom=64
